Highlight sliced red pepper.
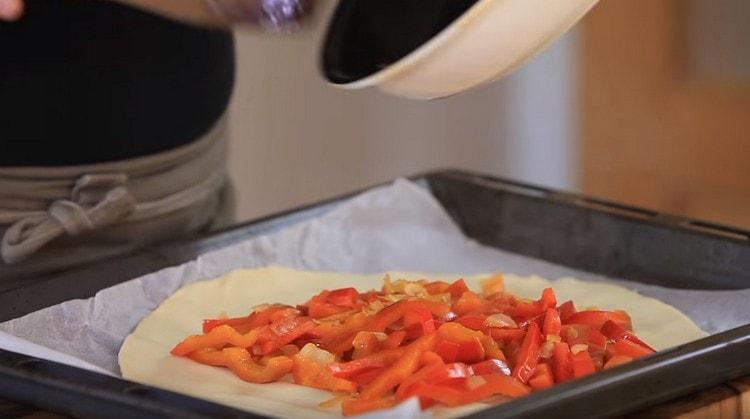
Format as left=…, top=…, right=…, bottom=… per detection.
left=456, top=315, right=487, bottom=331
left=436, top=340, right=461, bottom=363
left=424, top=281, right=451, bottom=295
left=603, top=354, right=633, bottom=370
left=403, top=307, right=436, bottom=336
left=610, top=339, right=654, bottom=359
left=538, top=288, right=557, bottom=310
left=564, top=310, right=632, bottom=330
left=350, top=367, right=386, bottom=386
left=528, top=363, right=554, bottom=390
left=437, top=322, right=487, bottom=343
left=222, top=348, right=293, bottom=383
left=382, top=330, right=406, bottom=349
left=410, top=374, right=529, bottom=407
left=368, top=300, right=450, bottom=332
left=259, top=317, right=315, bottom=355
left=351, top=331, right=381, bottom=360
left=470, top=359, right=511, bottom=376
left=446, top=279, right=470, bottom=298
left=587, top=329, right=609, bottom=351
left=552, top=342, right=574, bottom=383
left=308, top=301, right=349, bottom=319
left=601, top=320, right=655, bottom=351
left=455, top=337, right=486, bottom=364
left=326, top=287, right=360, bottom=307
left=557, top=300, right=577, bottom=322
left=172, top=325, right=261, bottom=356
left=542, top=308, right=562, bottom=337
left=572, top=350, right=596, bottom=378
left=488, top=328, right=526, bottom=342
left=453, top=291, right=484, bottom=316
left=292, top=354, right=357, bottom=393
left=512, top=322, right=542, bottom=384
left=343, top=334, right=437, bottom=415
left=507, top=300, right=545, bottom=318
left=328, top=348, right=405, bottom=378
left=202, top=305, right=295, bottom=334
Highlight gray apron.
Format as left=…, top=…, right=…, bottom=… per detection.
left=0, top=117, right=231, bottom=280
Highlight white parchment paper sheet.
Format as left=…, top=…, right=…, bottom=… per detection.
left=0, top=179, right=747, bottom=416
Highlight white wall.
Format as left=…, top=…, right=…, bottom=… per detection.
left=228, top=3, right=579, bottom=221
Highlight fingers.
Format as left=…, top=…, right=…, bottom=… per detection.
left=0, top=0, right=24, bottom=22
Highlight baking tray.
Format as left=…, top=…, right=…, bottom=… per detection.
left=0, top=169, right=748, bottom=418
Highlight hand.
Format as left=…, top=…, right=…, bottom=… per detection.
left=0, top=0, right=314, bottom=29
left=0, top=0, right=24, bottom=22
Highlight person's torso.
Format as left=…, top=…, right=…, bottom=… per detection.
left=0, top=0, right=235, bottom=166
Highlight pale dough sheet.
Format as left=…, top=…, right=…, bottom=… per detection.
left=120, top=266, right=707, bottom=419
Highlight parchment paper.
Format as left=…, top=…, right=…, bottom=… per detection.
left=1, top=179, right=747, bottom=416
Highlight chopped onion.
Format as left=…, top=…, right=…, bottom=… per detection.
left=299, top=343, right=335, bottom=365
left=404, top=283, right=426, bottom=296
left=484, top=313, right=518, bottom=329
left=373, top=332, right=388, bottom=342
left=540, top=341, right=555, bottom=359
left=546, top=335, right=562, bottom=344
left=466, top=375, right=487, bottom=390
left=571, top=344, right=589, bottom=354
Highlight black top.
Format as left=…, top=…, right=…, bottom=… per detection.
left=0, top=0, right=235, bottom=166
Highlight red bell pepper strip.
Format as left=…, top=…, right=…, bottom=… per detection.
left=610, top=339, right=654, bottom=359
left=455, top=337, right=486, bottom=364
left=512, top=322, right=542, bottom=383
left=436, top=340, right=461, bottom=363
left=453, top=291, right=484, bottom=316
left=446, top=279, right=470, bottom=298
left=437, top=322, right=487, bottom=343
left=538, top=288, right=557, bottom=310
left=507, top=301, right=545, bottom=318
left=326, top=287, right=360, bottom=307
left=382, top=330, right=406, bottom=349
left=424, top=281, right=450, bottom=295
left=552, top=342, right=574, bottom=383
left=292, top=354, right=356, bottom=393
left=455, top=315, right=487, bottom=331
left=488, top=328, right=526, bottom=342
left=188, top=348, right=228, bottom=367
left=564, top=310, right=632, bottom=330
left=410, top=374, right=529, bottom=407
left=601, top=320, right=655, bottom=351
left=587, top=329, right=609, bottom=351
left=557, top=300, right=577, bottom=322
left=351, top=331, right=381, bottom=360
left=328, top=348, right=405, bottom=378
left=222, top=347, right=293, bottom=383
left=172, top=325, right=261, bottom=356
left=368, top=300, right=450, bottom=332
left=528, top=363, right=554, bottom=390
left=403, top=307, right=436, bottom=336
left=603, top=354, right=633, bottom=370
left=542, top=308, right=562, bottom=337
left=470, top=359, right=511, bottom=376
left=354, top=334, right=437, bottom=401
left=572, top=350, right=596, bottom=378
left=202, top=304, right=296, bottom=333
left=259, top=317, right=315, bottom=355
left=308, top=301, right=349, bottom=318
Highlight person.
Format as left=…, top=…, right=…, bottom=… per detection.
left=0, top=0, right=313, bottom=279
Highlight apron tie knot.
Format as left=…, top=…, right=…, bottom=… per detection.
left=1, top=175, right=135, bottom=264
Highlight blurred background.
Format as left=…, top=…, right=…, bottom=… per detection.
left=228, top=0, right=750, bottom=229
